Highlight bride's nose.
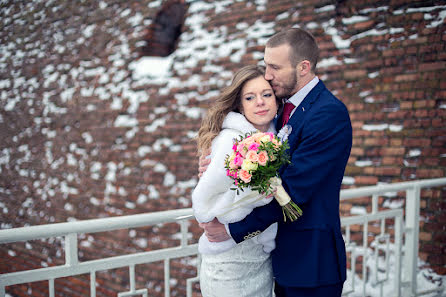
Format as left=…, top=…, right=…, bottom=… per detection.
left=255, top=95, right=265, bottom=105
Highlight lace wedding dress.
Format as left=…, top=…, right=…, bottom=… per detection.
left=199, top=238, right=273, bottom=297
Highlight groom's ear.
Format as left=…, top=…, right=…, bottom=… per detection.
left=298, top=60, right=311, bottom=76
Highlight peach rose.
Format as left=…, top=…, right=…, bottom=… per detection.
left=243, top=136, right=256, bottom=146
left=246, top=150, right=259, bottom=163
left=258, top=151, right=269, bottom=166
left=239, top=169, right=252, bottom=183
left=252, top=132, right=265, bottom=141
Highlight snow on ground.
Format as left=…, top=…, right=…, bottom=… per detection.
left=344, top=242, right=445, bottom=296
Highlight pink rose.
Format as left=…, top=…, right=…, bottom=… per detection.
left=246, top=150, right=259, bottom=163
left=258, top=151, right=269, bottom=166
left=239, top=169, right=252, bottom=183
left=237, top=143, right=248, bottom=157
left=234, top=155, right=243, bottom=166
left=248, top=142, right=260, bottom=151
left=227, top=170, right=238, bottom=179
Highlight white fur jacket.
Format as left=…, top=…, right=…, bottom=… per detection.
left=192, top=111, right=278, bottom=254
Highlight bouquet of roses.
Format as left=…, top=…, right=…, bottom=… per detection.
left=224, top=131, right=302, bottom=222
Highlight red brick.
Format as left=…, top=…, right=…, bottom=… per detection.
left=419, top=62, right=446, bottom=71
left=344, top=69, right=368, bottom=80
left=354, top=176, right=378, bottom=185
left=416, top=169, right=445, bottom=178
left=395, top=73, right=418, bottom=82
left=380, top=147, right=405, bottom=156
left=375, top=167, right=402, bottom=176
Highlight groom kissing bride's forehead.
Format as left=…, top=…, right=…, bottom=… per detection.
left=196, top=27, right=352, bottom=297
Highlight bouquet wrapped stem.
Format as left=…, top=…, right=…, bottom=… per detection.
left=269, top=177, right=303, bottom=222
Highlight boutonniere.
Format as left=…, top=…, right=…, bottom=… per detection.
left=277, top=124, right=292, bottom=142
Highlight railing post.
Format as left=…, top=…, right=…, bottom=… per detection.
left=65, top=233, right=79, bottom=266
left=164, top=258, right=170, bottom=297
left=180, top=220, right=189, bottom=247
left=0, top=284, right=5, bottom=297
left=372, top=194, right=379, bottom=214
left=362, top=221, right=368, bottom=296
left=404, top=185, right=420, bottom=296
left=49, top=278, right=55, bottom=297
left=129, top=265, right=135, bottom=291
left=90, top=271, right=96, bottom=297
left=394, top=213, right=403, bottom=297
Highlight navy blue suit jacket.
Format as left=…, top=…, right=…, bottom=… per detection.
left=228, top=81, right=352, bottom=288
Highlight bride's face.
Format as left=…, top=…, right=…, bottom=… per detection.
left=240, top=76, right=278, bottom=132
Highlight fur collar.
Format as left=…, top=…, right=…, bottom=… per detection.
left=222, top=111, right=276, bottom=134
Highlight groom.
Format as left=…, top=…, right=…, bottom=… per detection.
left=199, top=28, right=352, bottom=297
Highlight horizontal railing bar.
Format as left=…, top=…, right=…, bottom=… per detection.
left=0, top=178, right=445, bottom=246
left=341, top=209, right=403, bottom=225
left=0, top=244, right=198, bottom=286
left=0, top=208, right=194, bottom=244
left=1, top=178, right=445, bottom=245
left=340, top=177, right=446, bottom=200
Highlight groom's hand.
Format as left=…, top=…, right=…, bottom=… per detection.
left=198, top=148, right=211, bottom=178
left=199, top=218, right=231, bottom=242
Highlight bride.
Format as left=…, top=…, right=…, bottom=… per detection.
left=192, top=65, right=279, bottom=297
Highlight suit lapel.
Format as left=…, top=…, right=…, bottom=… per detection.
left=281, top=81, right=327, bottom=155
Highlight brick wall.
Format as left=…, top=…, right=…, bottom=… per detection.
left=1, top=0, right=445, bottom=296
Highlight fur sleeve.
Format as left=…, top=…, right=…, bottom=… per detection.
left=191, top=129, right=239, bottom=223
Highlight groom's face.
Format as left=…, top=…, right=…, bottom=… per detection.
left=264, top=44, right=298, bottom=99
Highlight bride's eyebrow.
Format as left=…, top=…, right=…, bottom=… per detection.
left=243, top=89, right=272, bottom=95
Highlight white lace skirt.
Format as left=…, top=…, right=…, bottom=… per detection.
left=199, top=238, right=273, bottom=297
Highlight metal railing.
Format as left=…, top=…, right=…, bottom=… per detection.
left=1, top=177, right=445, bottom=297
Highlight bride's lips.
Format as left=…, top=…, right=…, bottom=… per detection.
left=255, top=110, right=269, bottom=116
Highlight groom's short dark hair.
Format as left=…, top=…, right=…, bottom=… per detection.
left=267, top=28, right=319, bottom=72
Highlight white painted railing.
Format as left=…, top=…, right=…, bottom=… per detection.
left=1, top=178, right=445, bottom=297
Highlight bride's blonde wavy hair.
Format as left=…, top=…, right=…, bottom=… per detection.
left=197, top=65, right=267, bottom=154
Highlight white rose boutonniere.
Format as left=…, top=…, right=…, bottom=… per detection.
left=277, top=124, right=292, bottom=142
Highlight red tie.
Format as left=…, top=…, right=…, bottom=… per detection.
left=281, top=102, right=295, bottom=127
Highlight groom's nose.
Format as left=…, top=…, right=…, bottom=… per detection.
left=264, top=68, right=273, bottom=81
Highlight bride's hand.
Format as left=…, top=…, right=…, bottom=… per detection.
left=198, top=148, right=211, bottom=178
left=199, top=218, right=231, bottom=242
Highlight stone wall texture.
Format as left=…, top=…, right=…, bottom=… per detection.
left=1, top=0, right=445, bottom=296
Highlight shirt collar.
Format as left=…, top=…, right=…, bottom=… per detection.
left=286, top=76, right=319, bottom=108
